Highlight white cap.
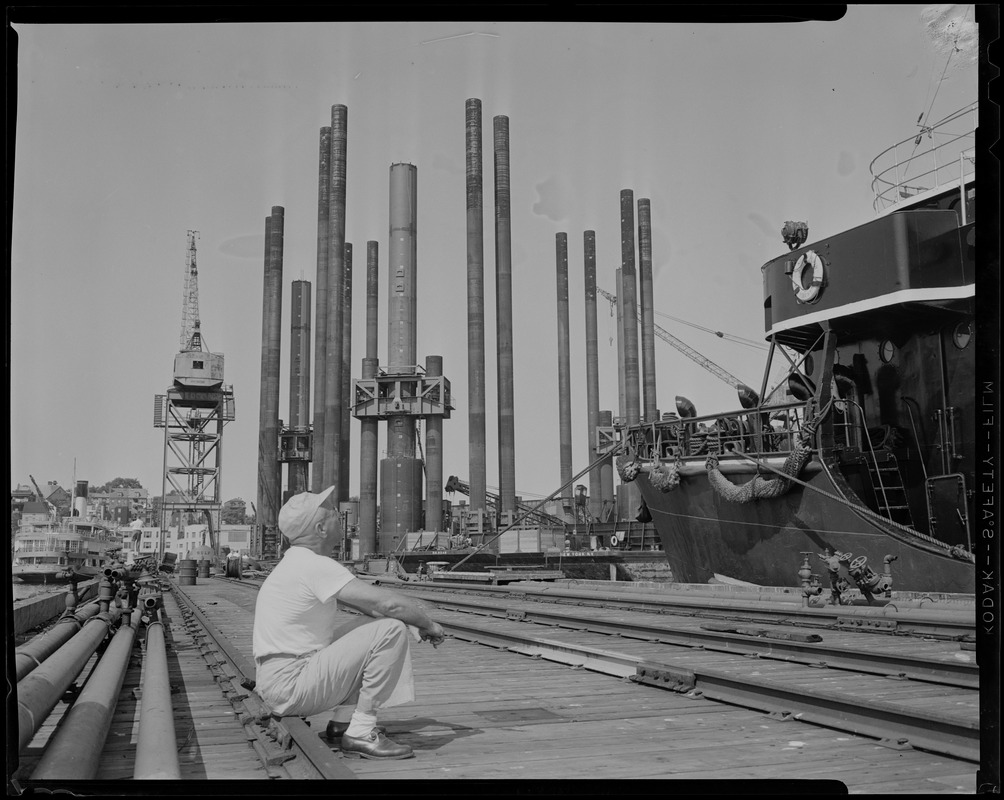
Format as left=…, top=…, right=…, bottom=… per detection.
left=278, top=486, right=337, bottom=544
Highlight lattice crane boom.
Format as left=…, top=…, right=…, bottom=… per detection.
left=597, top=287, right=753, bottom=392
left=180, top=230, right=202, bottom=352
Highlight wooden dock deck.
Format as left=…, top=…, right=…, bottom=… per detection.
left=13, top=576, right=979, bottom=791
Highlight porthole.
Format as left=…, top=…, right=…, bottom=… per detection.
left=952, top=321, right=973, bottom=350
left=879, top=340, right=896, bottom=363
left=803, top=353, right=814, bottom=376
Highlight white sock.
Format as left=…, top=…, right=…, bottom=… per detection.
left=345, top=710, right=378, bottom=739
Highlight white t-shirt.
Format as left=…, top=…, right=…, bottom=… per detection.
left=252, top=547, right=355, bottom=660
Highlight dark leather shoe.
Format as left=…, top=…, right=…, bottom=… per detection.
left=341, top=730, right=414, bottom=760
left=322, top=721, right=386, bottom=741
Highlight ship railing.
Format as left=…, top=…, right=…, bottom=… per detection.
left=626, top=401, right=808, bottom=462
left=869, top=102, right=977, bottom=213
left=14, top=538, right=84, bottom=553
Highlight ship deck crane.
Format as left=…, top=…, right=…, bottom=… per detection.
left=597, top=287, right=760, bottom=408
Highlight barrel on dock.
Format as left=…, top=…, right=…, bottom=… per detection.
left=179, top=559, right=197, bottom=586
left=197, top=560, right=211, bottom=578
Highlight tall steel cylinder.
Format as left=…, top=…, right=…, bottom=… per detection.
left=615, top=268, right=626, bottom=419
left=638, top=198, right=658, bottom=422
left=133, top=615, right=181, bottom=779
left=494, top=115, right=516, bottom=519
left=555, top=233, right=573, bottom=521
left=425, top=355, right=445, bottom=534
left=31, top=610, right=139, bottom=779
left=620, top=189, right=641, bottom=425
left=311, top=126, right=332, bottom=492
left=339, top=243, right=353, bottom=503
left=358, top=242, right=380, bottom=557
left=359, top=357, right=379, bottom=558
left=366, top=241, right=379, bottom=360
left=380, top=163, right=421, bottom=552
left=598, top=409, right=615, bottom=520
left=465, top=98, right=488, bottom=520
left=258, top=207, right=284, bottom=553
left=288, top=279, right=311, bottom=497
left=583, top=231, right=603, bottom=522
left=323, top=104, right=348, bottom=494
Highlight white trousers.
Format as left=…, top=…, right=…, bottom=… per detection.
left=255, top=617, right=415, bottom=718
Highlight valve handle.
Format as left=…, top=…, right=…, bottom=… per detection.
left=850, top=556, right=867, bottom=570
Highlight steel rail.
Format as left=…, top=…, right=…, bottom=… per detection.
left=382, top=578, right=976, bottom=640
left=211, top=576, right=979, bottom=762
left=399, top=590, right=978, bottom=689
left=169, top=582, right=357, bottom=780
left=438, top=613, right=979, bottom=763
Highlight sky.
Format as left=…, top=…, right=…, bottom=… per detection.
left=9, top=7, right=981, bottom=512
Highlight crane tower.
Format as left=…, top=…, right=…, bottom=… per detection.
left=154, top=231, right=235, bottom=560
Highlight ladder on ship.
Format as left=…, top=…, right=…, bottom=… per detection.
left=867, top=454, right=914, bottom=527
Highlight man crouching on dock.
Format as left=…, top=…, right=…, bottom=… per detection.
left=252, top=487, right=446, bottom=760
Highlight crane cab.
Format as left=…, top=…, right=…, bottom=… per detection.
left=173, top=350, right=224, bottom=390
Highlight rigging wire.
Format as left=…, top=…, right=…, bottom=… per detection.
left=652, top=309, right=768, bottom=350
left=904, top=4, right=971, bottom=179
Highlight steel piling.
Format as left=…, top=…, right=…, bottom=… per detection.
left=311, top=126, right=332, bottom=491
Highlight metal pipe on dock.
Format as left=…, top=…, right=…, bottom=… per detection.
left=555, top=232, right=573, bottom=521
left=583, top=231, right=603, bottom=522
left=339, top=242, right=353, bottom=504
left=30, top=610, right=139, bottom=779
left=288, top=279, right=312, bottom=497
left=323, top=104, right=348, bottom=494
left=638, top=197, right=657, bottom=422
left=133, top=609, right=181, bottom=780
left=15, top=602, right=102, bottom=682
left=358, top=241, right=380, bottom=557
left=465, top=98, right=488, bottom=522
left=257, top=207, right=284, bottom=554
left=311, top=125, right=332, bottom=491
left=494, top=114, right=517, bottom=521
left=380, top=163, right=421, bottom=552
left=425, top=355, right=445, bottom=534
left=17, top=608, right=122, bottom=752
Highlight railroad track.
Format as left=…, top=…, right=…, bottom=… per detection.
left=393, top=578, right=977, bottom=641
left=206, top=575, right=979, bottom=765
left=169, top=581, right=357, bottom=780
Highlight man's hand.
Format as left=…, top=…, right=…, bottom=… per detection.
left=419, top=621, right=446, bottom=648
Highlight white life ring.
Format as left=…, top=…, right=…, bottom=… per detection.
left=609, top=534, right=620, bottom=547
left=791, top=250, right=825, bottom=304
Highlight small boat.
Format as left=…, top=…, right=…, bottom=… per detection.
left=12, top=517, right=120, bottom=584
left=620, top=102, right=977, bottom=596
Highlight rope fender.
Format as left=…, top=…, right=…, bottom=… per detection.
left=649, top=460, right=682, bottom=492
left=705, top=402, right=827, bottom=503
left=706, top=441, right=813, bottom=502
